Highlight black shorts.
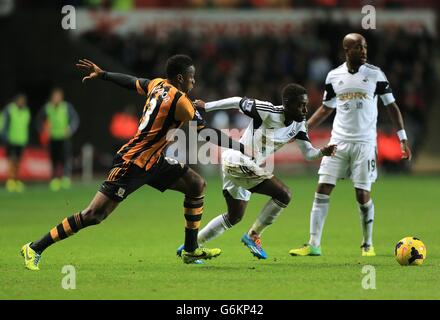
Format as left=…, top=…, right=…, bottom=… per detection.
left=50, top=139, right=71, bottom=164
left=6, top=144, right=24, bottom=159
left=99, top=153, right=189, bottom=202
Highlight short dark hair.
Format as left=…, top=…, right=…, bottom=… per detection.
left=282, top=83, right=307, bottom=103
left=166, top=54, right=194, bottom=79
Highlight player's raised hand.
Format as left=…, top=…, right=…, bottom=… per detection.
left=321, top=144, right=337, bottom=157
left=76, top=59, right=104, bottom=83
left=401, top=140, right=412, bottom=161
left=193, top=99, right=206, bottom=110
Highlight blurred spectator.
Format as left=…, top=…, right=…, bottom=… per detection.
left=1, top=94, right=31, bottom=192
left=36, top=88, right=80, bottom=191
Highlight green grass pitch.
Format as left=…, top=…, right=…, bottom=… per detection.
left=1, top=175, right=439, bottom=299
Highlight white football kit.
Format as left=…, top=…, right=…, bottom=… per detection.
left=206, top=97, right=323, bottom=201
left=319, top=62, right=395, bottom=191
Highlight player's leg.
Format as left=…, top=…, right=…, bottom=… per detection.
left=6, top=145, right=19, bottom=192
left=289, top=181, right=335, bottom=256
left=49, top=140, right=62, bottom=191
left=237, top=176, right=291, bottom=259
left=309, top=181, right=334, bottom=248
left=22, top=154, right=138, bottom=270
left=351, top=143, right=377, bottom=256
left=197, top=190, right=248, bottom=246
left=22, top=191, right=119, bottom=270
left=247, top=176, right=291, bottom=237
left=290, top=143, right=350, bottom=256
left=168, top=167, right=221, bottom=263
left=355, top=187, right=375, bottom=256
left=176, top=160, right=253, bottom=261
left=12, top=146, right=26, bottom=192
left=61, top=139, right=72, bottom=189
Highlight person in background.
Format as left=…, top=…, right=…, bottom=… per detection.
left=36, top=88, right=80, bottom=191
left=1, top=94, right=31, bottom=192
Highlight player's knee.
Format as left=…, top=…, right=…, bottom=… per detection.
left=226, top=212, right=243, bottom=225
left=355, top=189, right=370, bottom=205
left=188, top=177, right=206, bottom=196
left=317, top=183, right=334, bottom=195
left=275, top=187, right=292, bottom=206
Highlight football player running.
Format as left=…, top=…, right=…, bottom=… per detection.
left=177, top=83, right=337, bottom=261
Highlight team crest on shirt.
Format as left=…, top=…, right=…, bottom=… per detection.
left=116, top=187, right=126, bottom=198
left=288, top=129, right=296, bottom=138
left=242, top=99, right=254, bottom=112
left=338, top=80, right=344, bottom=86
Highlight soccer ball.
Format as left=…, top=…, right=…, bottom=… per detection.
left=394, top=237, right=427, bottom=266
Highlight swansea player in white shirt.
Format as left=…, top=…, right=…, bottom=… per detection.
left=289, top=33, right=412, bottom=257
left=177, top=84, right=337, bottom=261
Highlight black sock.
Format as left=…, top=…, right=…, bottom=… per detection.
left=30, top=213, right=85, bottom=254
left=184, top=228, right=199, bottom=252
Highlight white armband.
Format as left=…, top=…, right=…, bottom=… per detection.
left=397, top=129, right=407, bottom=141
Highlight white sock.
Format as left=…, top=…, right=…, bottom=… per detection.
left=198, top=213, right=232, bottom=245
left=309, top=193, right=330, bottom=247
left=358, top=199, right=374, bottom=246
left=249, top=198, right=286, bottom=236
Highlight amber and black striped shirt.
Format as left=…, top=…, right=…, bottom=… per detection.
left=117, top=78, right=203, bottom=170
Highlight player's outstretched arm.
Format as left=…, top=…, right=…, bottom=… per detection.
left=296, top=139, right=337, bottom=161
left=307, top=105, right=334, bottom=130
left=76, top=59, right=150, bottom=92
left=385, top=102, right=412, bottom=160
left=194, top=97, right=242, bottom=112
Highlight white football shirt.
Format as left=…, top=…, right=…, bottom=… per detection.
left=323, top=62, right=395, bottom=144
left=205, top=97, right=317, bottom=166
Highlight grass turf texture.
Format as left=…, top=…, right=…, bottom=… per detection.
left=1, top=175, right=439, bottom=299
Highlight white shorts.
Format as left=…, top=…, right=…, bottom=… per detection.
left=221, top=151, right=273, bottom=201
left=318, top=141, right=377, bottom=191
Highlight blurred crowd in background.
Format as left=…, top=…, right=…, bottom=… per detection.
left=57, top=0, right=438, bottom=9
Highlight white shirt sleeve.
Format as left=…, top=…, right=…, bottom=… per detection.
left=296, top=139, right=323, bottom=161
left=376, top=70, right=396, bottom=106
left=205, top=97, right=242, bottom=112
left=323, top=73, right=337, bottom=108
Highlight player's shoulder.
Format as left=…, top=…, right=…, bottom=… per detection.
left=326, top=63, right=346, bottom=79
left=362, top=63, right=386, bottom=76
left=147, top=77, right=165, bottom=92
left=363, top=63, right=381, bottom=71
left=293, top=119, right=308, bottom=131
left=255, top=100, right=284, bottom=114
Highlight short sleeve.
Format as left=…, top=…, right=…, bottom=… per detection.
left=175, top=96, right=205, bottom=129
left=375, top=70, right=395, bottom=106
left=293, top=121, right=311, bottom=142
left=323, top=74, right=336, bottom=108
